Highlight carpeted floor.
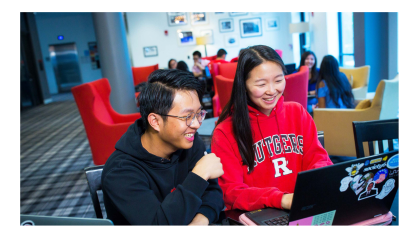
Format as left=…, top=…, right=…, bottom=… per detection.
left=20, top=100, right=106, bottom=218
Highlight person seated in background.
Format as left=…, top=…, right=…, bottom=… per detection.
left=208, top=48, right=229, bottom=76
left=299, top=51, right=320, bottom=114
left=168, top=59, right=177, bottom=69
left=316, top=55, right=355, bottom=109
left=211, top=45, right=333, bottom=212
left=176, top=60, right=190, bottom=72
left=192, top=51, right=210, bottom=78
left=102, top=69, right=224, bottom=225
left=215, top=49, right=228, bottom=63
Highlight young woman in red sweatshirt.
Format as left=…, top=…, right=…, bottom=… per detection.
left=211, top=45, right=333, bottom=211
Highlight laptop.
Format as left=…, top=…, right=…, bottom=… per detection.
left=244, top=150, right=399, bottom=225
left=20, top=214, right=113, bottom=226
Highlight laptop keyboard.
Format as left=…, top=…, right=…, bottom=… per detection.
left=263, top=215, right=289, bottom=226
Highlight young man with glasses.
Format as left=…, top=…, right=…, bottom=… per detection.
left=102, top=69, right=224, bottom=225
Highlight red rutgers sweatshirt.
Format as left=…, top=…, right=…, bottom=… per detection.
left=211, top=97, right=333, bottom=211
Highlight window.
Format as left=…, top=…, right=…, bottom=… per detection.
left=338, top=12, right=354, bottom=67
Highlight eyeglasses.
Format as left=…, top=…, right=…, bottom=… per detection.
left=158, top=109, right=207, bottom=127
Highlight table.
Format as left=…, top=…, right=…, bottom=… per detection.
left=197, top=117, right=219, bottom=137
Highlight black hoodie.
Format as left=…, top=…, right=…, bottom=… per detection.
left=102, top=119, right=224, bottom=225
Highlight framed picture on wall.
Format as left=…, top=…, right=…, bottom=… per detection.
left=240, top=18, right=262, bottom=38
left=200, top=29, right=214, bottom=44
left=230, top=12, right=248, bottom=17
left=177, top=30, right=196, bottom=46
left=219, top=18, right=234, bottom=33
left=167, top=12, right=188, bottom=26
left=191, top=12, right=209, bottom=25
left=224, top=34, right=239, bottom=47
left=143, top=46, right=158, bottom=57
left=265, top=17, right=280, bottom=31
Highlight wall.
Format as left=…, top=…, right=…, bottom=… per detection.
left=34, top=12, right=103, bottom=94
left=310, top=12, right=339, bottom=65
left=354, top=12, right=397, bottom=92
left=126, top=12, right=294, bottom=69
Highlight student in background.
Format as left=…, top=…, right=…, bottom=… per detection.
left=316, top=55, right=355, bottom=109
left=102, top=69, right=224, bottom=225
left=211, top=45, right=332, bottom=212
left=192, top=51, right=210, bottom=78
left=208, top=49, right=229, bottom=76
left=299, top=51, right=319, bottom=114
left=176, top=61, right=190, bottom=72
left=168, top=59, right=177, bottom=69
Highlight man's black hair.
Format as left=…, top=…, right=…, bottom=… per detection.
left=217, top=48, right=227, bottom=58
left=139, top=69, right=205, bottom=130
left=192, top=51, right=202, bottom=58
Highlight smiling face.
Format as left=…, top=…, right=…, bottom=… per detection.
left=245, top=61, right=286, bottom=116
left=158, top=90, right=202, bottom=151
left=304, top=54, right=315, bottom=69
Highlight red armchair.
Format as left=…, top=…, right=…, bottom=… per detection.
left=132, top=64, right=158, bottom=87
left=275, top=49, right=283, bottom=58
left=213, top=75, right=234, bottom=117
left=71, top=78, right=141, bottom=165
left=230, top=57, right=238, bottom=63
left=202, top=55, right=217, bottom=61
left=218, top=62, right=237, bottom=79
left=283, top=65, right=309, bottom=110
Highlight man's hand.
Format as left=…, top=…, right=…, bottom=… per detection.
left=188, top=213, right=209, bottom=226
left=192, top=153, right=224, bottom=180
left=281, top=193, right=294, bottom=210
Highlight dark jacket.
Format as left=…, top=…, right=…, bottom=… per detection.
left=102, top=119, right=224, bottom=225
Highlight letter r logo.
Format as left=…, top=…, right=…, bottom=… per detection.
left=273, top=157, right=293, bottom=177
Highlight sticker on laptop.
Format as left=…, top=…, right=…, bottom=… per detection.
left=373, top=169, right=388, bottom=184
left=387, top=154, right=399, bottom=169
left=340, top=176, right=353, bottom=192
left=358, top=180, right=378, bottom=200
left=289, top=210, right=336, bottom=226
left=376, top=179, right=395, bottom=199
left=351, top=173, right=374, bottom=195
left=345, top=163, right=364, bottom=177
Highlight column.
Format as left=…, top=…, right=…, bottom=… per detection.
left=92, top=12, right=137, bottom=114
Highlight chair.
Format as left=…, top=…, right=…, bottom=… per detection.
left=339, top=65, right=370, bottom=100
left=71, top=78, right=141, bottom=165
left=218, top=62, right=238, bottom=79
left=275, top=49, right=283, bottom=58
left=84, top=165, right=105, bottom=218
left=352, top=119, right=398, bottom=158
left=313, top=77, right=399, bottom=157
left=230, top=57, right=238, bottom=63
left=202, top=55, right=217, bottom=61
left=213, top=75, right=234, bottom=117
left=282, top=66, right=309, bottom=110
left=208, top=60, right=229, bottom=78
left=132, top=64, right=158, bottom=86
left=317, top=131, right=325, bottom=148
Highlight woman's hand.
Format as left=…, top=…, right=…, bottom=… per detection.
left=281, top=193, right=294, bottom=210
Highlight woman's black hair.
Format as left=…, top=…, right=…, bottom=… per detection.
left=215, top=45, right=286, bottom=173
left=317, top=55, right=355, bottom=108
left=139, top=69, right=204, bottom=130
left=168, top=59, right=176, bottom=69
left=176, top=61, right=189, bottom=72
left=299, top=51, right=319, bottom=86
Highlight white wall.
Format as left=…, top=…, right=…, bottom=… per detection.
left=34, top=12, right=103, bottom=94
left=310, top=12, right=339, bottom=64
left=126, top=12, right=295, bottom=69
